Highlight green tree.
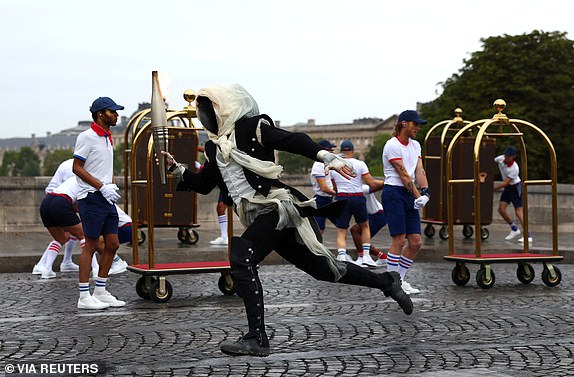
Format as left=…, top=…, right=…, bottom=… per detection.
left=363, top=133, right=392, bottom=177
left=277, top=150, right=314, bottom=175
left=114, top=142, right=125, bottom=176
left=43, top=149, right=73, bottom=176
left=0, top=150, right=18, bottom=176
left=5, top=147, right=41, bottom=176
left=419, top=30, right=574, bottom=183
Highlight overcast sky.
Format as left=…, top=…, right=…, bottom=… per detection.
left=1, top=0, right=572, bottom=139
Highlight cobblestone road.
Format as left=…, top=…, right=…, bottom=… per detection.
left=1, top=260, right=572, bottom=376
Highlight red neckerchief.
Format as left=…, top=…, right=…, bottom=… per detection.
left=91, top=122, right=113, bottom=146
left=505, top=160, right=514, bottom=168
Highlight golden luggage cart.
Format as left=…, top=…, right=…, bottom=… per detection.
left=444, top=99, right=562, bottom=288
left=422, top=108, right=495, bottom=240
left=124, top=90, right=236, bottom=302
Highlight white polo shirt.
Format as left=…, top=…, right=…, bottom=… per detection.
left=73, top=123, right=114, bottom=200
left=45, top=158, right=74, bottom=194
left=382, top=136, right=421, bottom=187
left=310, top=161, right=334, bottom=197
left=51, top=176, right=81, bottom=204
left=330, top=157, right=369, bottom=194
left=495, top=155, right=521, bottom=185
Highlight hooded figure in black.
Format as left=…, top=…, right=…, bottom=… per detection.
left=163, top=84, right=412, bottom=357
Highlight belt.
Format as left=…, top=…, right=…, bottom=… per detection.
left=49, top=192, right=72, bottom=204
left=337, top=193, right=363, bottom=197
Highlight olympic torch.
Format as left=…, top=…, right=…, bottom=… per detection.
left=151, top=71, right=169, bottom=184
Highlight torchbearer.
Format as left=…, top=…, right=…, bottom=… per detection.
left=161, top=84, right=413, bottom=357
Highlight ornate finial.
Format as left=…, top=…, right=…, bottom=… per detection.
left=492, top=99, right=508, bottom=122
left=183, top=89, right=196, bottom=105
left=453, top=108, right=463, bottom=123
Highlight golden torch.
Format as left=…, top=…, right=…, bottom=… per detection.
left=151, top=70, right=169, bottom=184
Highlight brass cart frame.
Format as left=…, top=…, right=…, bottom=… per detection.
left=124, top=92, right=235, bottom=302
left=444, top=100, right=562, bottom=288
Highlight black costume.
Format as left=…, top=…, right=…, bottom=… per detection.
left=169, top=84, right=412, bottom=356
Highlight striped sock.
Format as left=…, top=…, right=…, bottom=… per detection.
left=94, top=277, right=107, bottom=294
left=79, top=282, right=90, bottom=298
left=218, top=214, right=228, bottom=239
left=361, top=244, right=370, bottom=258
left=398, top=255, right=415, bottom=281
left=386, top=252, right=400, bottom=272
left=337, top=248, right=347, bottom=256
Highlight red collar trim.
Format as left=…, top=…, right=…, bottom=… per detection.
left=504, top=160, right=514, bottom=167
left=91, top=123, right=113, bottom=145
left=395, top=136, right=409, bottom=146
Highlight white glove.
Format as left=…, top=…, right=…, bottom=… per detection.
left=414, top=195, right=430, bottom=210
left=317, top=150, right=356, bottom=176
left=100, top=183, right=120, bottom=205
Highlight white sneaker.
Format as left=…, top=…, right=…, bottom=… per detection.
left=78, top=295, right=109, bottom=310
left=505, top=229, right=521, bottom=240
left=32, top=264, right=45, bottom=275
left=353, top=256, right=364, bottom=266
left=41, top=270, right=56, bottom=279
left=518, top=236, right=533, bottom=243
left=375, top=258, right=386, bottom=267
left=93, top=290, right=126, bottom=307
left=60, top=262, right=79, bottom=272
left=361, top=253, right=377, bottom=268
left=337, top=253, right=349, bottom=262
left=210, top=236, right=228, bottom=245
left=109, top=259, right=128, bottom=275
left=401, top=281, right=420, bottom=294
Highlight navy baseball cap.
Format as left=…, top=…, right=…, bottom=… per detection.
left=504, top=146, right=517, bottom=156
left=398, top=110, right=427, bottom=125
left=318, top=139, right=336, bottom=149
left=90, top=97, right=125, bottom=113
left=340, top=140, right=354, bottom=151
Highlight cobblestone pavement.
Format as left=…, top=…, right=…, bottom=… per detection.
left=1, top=259, right=573, bottom=376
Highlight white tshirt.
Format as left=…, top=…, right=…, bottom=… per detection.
left=45, top=159, right=74, bottom=194
left=382, top=136, right=421, bottom=187
left=52, top=176, right=81, bottom=204
left=73, top=123, right=115, bottom=200
left=116, top=205, right=132, bottom=227
left=310, top=161, right=333, bottom=197
left=330, top=157, right=369, bottom=194
left=495, top=155, right=521, bottom=185
left=362, top=184, right=383, bottom=214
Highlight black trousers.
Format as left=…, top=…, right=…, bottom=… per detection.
left=230, top=211, right=394, bottom=339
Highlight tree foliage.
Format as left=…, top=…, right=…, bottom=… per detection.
left=0, top=147, right=41, bottom=176
left=43, top=149, right=73, bottom=176
left=419, top=30, right=574, bottom=183
left=363, top=133, right=392, bottom=177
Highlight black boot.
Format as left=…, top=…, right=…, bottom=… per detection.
left=338, top=263, right=413, bottom=315
left=220, top=331, right=270, bottom=357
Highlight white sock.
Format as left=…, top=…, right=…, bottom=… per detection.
left=386, top=252, right=400, bottom=272
left=337, top=248, right=347, bottom=256
left=218, top=214, right=228, bottom=239
left=113, top=253, right=121, bottom=263
left=62, top=236, right=78, bottom=264
left=398, top=255, right=414, bottom=281
left=79, top=282, right=90, bottom=299
left=92, top=253, right=100, bottom=272
left=43, top=241, right=62, bottom=270
left=361, top=244, right=370, bottom=258
left=94, top=277, right=107, bottom=294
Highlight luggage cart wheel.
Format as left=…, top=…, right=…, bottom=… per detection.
left=218, top=272, right=236, bottom=295
left=480, top=227, right=490, bottom=240
left=451, top=263, right=470, bottom=286
left=439, top=226, right=449, bottom=240
left=185, top=229, right=199, bottom=245
left=541, top=264, right=562, bottom=287
left=424, top=224, right=435, bottom=238
left=135, top=276, right=156, bottom=300
left=138, top=230, right=146, bottom=245
left=476, top=265, right=495, bottom=289
left=150, top=277, right=173, bottom=303
left=516, top=263, right=535, bottom=284
left=462, top=225, right=474, bottom=239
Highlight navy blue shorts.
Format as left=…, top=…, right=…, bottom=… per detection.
left=314, top=195, right=334, bottom=230
left=40, top=194, right=81, bottom=228
left=78, top=192, right=118, bottom=239
left=500, top=183, right=523, bottom=208
left=381, top=185, right=421, bottom=236
left=336, top=194, right=367, bottom=228
left=118, top=224, right=132, bottom=244
left=369, top=210, right=387, bottom=238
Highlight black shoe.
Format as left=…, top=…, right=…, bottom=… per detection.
left=383, top=271, right=413, bottom=315
left=220, top=333, right=270, bottom=357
